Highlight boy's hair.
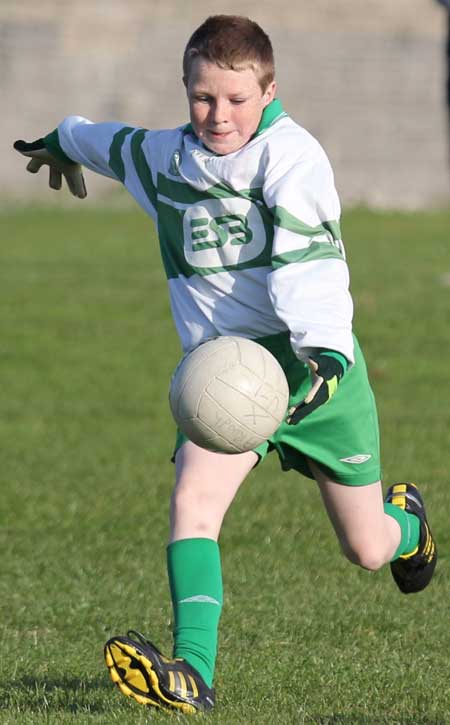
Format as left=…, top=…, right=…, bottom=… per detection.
left=183, top=15, right=275, bottom=91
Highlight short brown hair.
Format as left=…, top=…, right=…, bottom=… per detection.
left=183, top=15, right=275, bottom=91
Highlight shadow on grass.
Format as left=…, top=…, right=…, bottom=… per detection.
left=0, top=674, right=112, bottom=713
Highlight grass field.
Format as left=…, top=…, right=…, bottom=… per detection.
left=1, top=203, right=449, bottom=724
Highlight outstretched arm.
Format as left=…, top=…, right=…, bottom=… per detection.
left=14, top=117, right=160, bottom=223
left=14, top=116, right=139, bottom=200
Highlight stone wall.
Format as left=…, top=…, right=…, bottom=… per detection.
left=3, top=0, right=450, bottom=207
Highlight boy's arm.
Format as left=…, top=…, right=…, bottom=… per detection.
left=263, top=136, right=353, bottom=419
left=15, top=116, right=160, bottom=221
left=14, top=116, right=140, bottom=198
left=264, top=139, right=353, bottom=361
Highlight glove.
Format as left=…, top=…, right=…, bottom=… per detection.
left=14, top=138, right=87, bottom=199
left=287, top=350, right=347, bottom=424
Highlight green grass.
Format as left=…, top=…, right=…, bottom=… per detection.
left=0, top=203, right=449, bottom=724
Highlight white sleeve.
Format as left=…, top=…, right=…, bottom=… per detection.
left=263, top=135, right=354, bottom=364
left=55, top=116, right=132, bottom=179
left=54, top=116, right=158, bottom=220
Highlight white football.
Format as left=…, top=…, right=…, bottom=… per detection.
left=169, top=336, right=290, bottom=454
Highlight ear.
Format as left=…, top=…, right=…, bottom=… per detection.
left=262, top=80, right=277, bottom=107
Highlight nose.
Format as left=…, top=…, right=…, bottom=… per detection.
left=209, top=99, right=229, bottom=126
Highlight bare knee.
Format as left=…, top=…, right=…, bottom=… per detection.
left=341, top=541, right=390, bottom=572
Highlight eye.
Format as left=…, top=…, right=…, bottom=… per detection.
left=230, top=98, right=246, bottom=105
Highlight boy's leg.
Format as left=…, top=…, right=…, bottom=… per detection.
left=170, top=440, right=258, bottom=541
left=309, top=459, right=401, bottom=570
left=105, top=441, right=257, bottom=713
left=167, top=441, right=258, bottom=683
left=308, top=459, right=436, bottom=588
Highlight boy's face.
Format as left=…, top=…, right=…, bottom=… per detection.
left=186, top=58, right=276, bottom=155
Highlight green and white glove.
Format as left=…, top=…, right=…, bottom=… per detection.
left=14, top=138, right=87, bottom=198
left=287, top=350, right=348, bottom=424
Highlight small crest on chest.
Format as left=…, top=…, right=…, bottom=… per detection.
left=169, top=150, right=181, bottom=176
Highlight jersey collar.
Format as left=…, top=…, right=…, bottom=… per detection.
left=252, top=98, right=286, bottom=137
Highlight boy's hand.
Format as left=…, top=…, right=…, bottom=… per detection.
left=287, top=351, right=347, bottom=424
left=14, top=139, right=87, bottom=198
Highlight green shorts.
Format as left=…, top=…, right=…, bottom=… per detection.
left=173, top=331, right=381, bottom=486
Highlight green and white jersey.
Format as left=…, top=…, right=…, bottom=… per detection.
left=48, top=100, right=354, bottom=362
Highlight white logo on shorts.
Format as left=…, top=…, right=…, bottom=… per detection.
left=339, top=454, right=372, bottom=464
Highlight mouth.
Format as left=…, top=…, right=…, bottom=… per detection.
left=207, top=130, right=234, bottom=140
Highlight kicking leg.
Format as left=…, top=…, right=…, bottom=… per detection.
left=308, top=459, right=437, bottom=590
left=308, top=458, right=403, bottom=570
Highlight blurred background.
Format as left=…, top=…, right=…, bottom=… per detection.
left=3, top=0, right=450, bottom=208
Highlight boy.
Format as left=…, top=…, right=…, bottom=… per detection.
left=14, top=15, right=437, bottom=716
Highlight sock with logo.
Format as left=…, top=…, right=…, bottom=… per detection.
left=167, top=537, right=223, bottom=688
left=384, top=503, right=421, bottom=561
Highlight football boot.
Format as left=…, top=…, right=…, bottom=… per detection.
left=385, top=482, right=437, bottom=594
left=104, top=629, right=215, bottom=714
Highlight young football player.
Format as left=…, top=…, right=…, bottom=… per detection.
left=14, top=14, right=437, bottom=716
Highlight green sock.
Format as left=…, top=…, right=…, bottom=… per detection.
left=384, top=502, right=421, bottom=561
left=167, top=538, right=222, bottom=688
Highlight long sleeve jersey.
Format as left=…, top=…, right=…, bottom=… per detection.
left=46, top=99, right=354, bottom=363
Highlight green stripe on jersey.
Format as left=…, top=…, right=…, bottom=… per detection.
left=130, top=130, right=158, bottom=208
left=272, top=242, right=344, bottom=268
left=108, top=126, right=157, bottom=206
left=108, top=126, right=134, bottom=181
left=272, top=205, right=341, bottom=241
left=157, top=173, right=264, bottom=206
left=271, top=205, right=344, bottom=267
